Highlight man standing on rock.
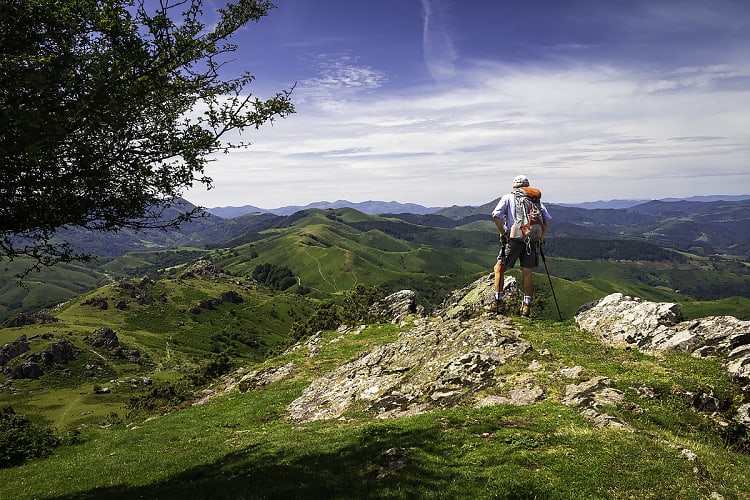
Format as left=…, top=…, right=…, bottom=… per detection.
left=485, top=174, right=552, bottom=317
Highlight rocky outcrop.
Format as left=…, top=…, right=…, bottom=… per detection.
left=188, top=290, right=244, bottom=314
left=180, top=259, right=224, bottom=280
left=1, top=312, right=58, bottom=328
left=89, top=328, right=120, bottom=350
left=287, top=315, right=531, bottom=422
left=562, top=376, right=629, bottom=429
left=220, top=290, right=244, bottom=304
left=435, top=273, right=518, bottom=320
left=369, top=290, right=424, bottom=324
left=0, top=335, right=30, bottom=366
left=238, top=362, right=296, bottom=392
left=280, top=283, right=749, bottom=440
left=2, top=339, right=79, bottom=379
left=112, top=277, right=158, bottom=306
left=576, top=293, right=750, bottom=380
left=82, top=297, right=109, bottom=310
left=84, top=327, right=142, bottom=364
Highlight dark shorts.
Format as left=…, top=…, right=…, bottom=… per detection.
left=498, top=239, right=539, bottom=269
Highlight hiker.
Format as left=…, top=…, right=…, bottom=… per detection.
left=485, top=174, right=552, bottom=317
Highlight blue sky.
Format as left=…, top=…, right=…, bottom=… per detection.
left=185, top=0, right=750, bottom=208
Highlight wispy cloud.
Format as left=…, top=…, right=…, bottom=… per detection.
left=421, top=0, right=457, bottom=82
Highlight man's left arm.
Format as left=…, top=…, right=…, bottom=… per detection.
left=540, top=203, right=552, bottom=242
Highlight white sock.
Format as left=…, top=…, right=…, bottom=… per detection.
left=523, top=296, right=532, bottom=305
left=495, top=292, right=504, bottom=301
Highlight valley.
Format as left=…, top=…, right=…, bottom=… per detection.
left=0, top=198, right=748, bottom=498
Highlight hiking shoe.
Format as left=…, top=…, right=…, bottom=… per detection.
left=484, top=300, right=504, bottom=314
left=520, top=304, right=531, bottom=317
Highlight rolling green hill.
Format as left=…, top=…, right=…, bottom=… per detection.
left=0, top=259, right=109, bottom=320
left=210, top=209, right=493, bottom=307
left=3, top=203, right=749, bottom=323
left=435, top=199, right=750, bottom=258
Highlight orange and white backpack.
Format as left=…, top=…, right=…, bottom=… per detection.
left=509, top=187, right=544, bottom=243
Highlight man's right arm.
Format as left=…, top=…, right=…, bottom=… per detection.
left=493, top=216, right=505, bottom=235
left=491, top=196, right=509, bottom=242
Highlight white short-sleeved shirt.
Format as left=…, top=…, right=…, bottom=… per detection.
left=491, top=192, right=552, bottom=232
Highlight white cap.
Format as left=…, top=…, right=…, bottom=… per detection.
left=513, top=175, right=529, bottom=188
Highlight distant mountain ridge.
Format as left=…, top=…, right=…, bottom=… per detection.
left=557, top=194, right=750, bottom=209
left=45, top=196, right=750, bottom=260
left=207, top=194, right=750, bottom=218
left=208, top=200, right=443, bottom=218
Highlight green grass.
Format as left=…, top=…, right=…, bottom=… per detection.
left=678, top=296, right=750, bottom=320
left=1, top=320, right=748, bottom=499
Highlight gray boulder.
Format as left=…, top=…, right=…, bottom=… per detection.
left=3, top=339, right=79, bottom=379
left=89, top=328, right=120, bottom=350
left=369, top=290, right=424, bottom=324
left=576, top=293, right=750, bottom=380
left=563, top=376, right=629, bottom=429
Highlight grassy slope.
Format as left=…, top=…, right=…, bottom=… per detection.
left=213, top=211, right=492, bottom=297
left=0, top=259, right=109, bottom=319
left=0, top=273, right=314, bottom=430
left=1, top=321, right=748, bottom=499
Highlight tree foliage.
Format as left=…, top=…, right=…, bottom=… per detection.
left=0, top=0, right=294, bottom=271
left=252, top=263, right=297, bottom=291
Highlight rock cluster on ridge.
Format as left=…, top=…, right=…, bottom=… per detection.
left=175, top=278, right=750, bottom=474
left=576, top=293, right=750, bottom=380
left=287, top=275, right=567, bottom=423
left=279, top=282, right=750, bottom=432
left=369, top=289, right=424, bottom=324
left=287, top=274, right=531, bottom=422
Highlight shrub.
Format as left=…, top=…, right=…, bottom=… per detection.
left=187, top=353, right=234, bottom=387
left=341, top=284, right=384, bottom=324
left=126, top=381, right=193, bottom=418
left=289, top=301, right=343, bottom=342
left=0, top=406, right=60, bottom=468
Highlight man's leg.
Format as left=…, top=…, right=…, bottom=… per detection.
left=486, top=242, right=522, bottom=314
left=521, top=267, right=533, bottom=296
left=494, top=260, right=505, bottom=295
left=484, top=260, right=505, bottom=313
left=520, top=266, right=533, bottom=317
left=518, top=243, right=539, bottom=317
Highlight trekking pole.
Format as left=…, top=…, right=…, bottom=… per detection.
left=499, top=234, right=507, bottom=264
left=539, top=243, right=563, bottom=321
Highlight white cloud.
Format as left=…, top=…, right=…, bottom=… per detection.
left=294, top=53, right=387, bottom=110
left=187, top=60, right=750, bottom=208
